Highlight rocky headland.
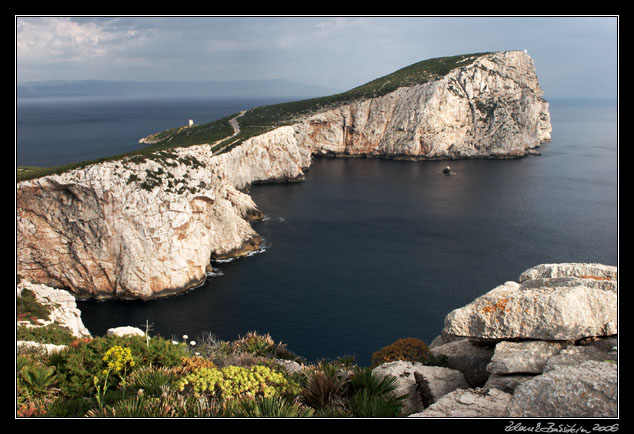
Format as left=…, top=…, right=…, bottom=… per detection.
left=16, top=50, right=552, bottom=300
left=17, top=262, right=618, bottom=418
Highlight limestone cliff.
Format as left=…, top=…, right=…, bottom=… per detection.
left=298, top=51, right=551, bottom=159
left=16, top=50, right=552, bottom=300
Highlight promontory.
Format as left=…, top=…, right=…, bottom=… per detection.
left=16, top=50, right=552, bottom=300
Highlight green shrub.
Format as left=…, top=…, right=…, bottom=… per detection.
left=348, top=367, right=401, bottom=397
left=44, top=396, right=95, bottom=418
left=85, top=388, right=228, bottom=418
left=231, top=331, right=276, bottom=356
left=17, top=324, right=75, bottom=346
left=84, top=395, right=152, bottom=417
left=17, top=289, right=50, bottom=323
left=128, top=367, right=181, bottom=397
left=313, top=404, right=353, bottom=418
left=187, top=331, right=303, bottom=367
left=346, top=367, right=408, bottom=417
left=48, top=335, right=187, bottom=399
left=371, top=337, right=447, bottom=368
left=348, top=389, right=406, bottom=418
left=18, top=364, right=58, bottom=398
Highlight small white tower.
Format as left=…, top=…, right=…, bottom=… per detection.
left=188, top=119, right=194, bottom=127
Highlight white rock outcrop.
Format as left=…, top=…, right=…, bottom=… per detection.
left=442, top=263, right=617, bottom=341
left=421, top=263, right=618, bottom=418
left=106, top=326, right=145, bottom=337
left=17, top=280, right=91, bottom=338
left=16, top=50, right=552, bottom=300
left=16, top=341, right=68, bottom=355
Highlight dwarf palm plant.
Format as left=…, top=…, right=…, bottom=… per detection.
left=128, top=367, right=180, bottom=397
left=346, top=367, right=408, bottom=417
left=19, top=365, right=58, bottom=397
left=299, top=369, right=348, bottom=411
left=348, top=389, right=406, bottom=418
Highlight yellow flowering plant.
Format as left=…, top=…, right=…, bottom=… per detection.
left=93, top=345, right=136, bottom=409
left=177, top=365, right=300, bottom=401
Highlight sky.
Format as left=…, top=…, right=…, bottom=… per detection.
left=15, top=15, right=619, bottom=99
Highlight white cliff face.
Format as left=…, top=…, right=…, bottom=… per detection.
left=295, top=51, right=551, bottom=159
left=16, top=131, right=301, bottom=300
left=16, top=51, right=552, bottom=300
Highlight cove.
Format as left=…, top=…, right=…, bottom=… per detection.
left=77, top=99, right=617, bottom=366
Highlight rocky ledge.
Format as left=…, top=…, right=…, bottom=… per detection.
left=376, top=262, right=618, bottom=418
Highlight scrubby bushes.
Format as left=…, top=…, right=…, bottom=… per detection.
left=371, top=337, right=448, bottom=368
left=17, top=325, right=438, bottom=418
left=17, top=289, right=50, bottom=323
left=17, top=324, right=75, bottom=346
left=296, top=363, right=409, bottom=417
left=45, top=335, right=188, bottom=399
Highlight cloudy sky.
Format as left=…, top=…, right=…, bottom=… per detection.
left=15, top=15, right=618, bottom=99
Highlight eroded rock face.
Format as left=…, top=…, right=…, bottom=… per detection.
left=16, top=128, right=307, bottom=300
left=299, top=51, right=551, bottom=159
left=16, top=50, right=552, bottom=300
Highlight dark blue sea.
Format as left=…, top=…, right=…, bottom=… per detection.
left=16, top=96, right=291, bottom=167
left=16, top=96, right=618, bottom=366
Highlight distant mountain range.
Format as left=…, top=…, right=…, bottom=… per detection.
left=16, top=79, right=341, bottom=99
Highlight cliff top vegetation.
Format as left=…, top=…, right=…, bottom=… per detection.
left=17, top=52, right=491, bottom=182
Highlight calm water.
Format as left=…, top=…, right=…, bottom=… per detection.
left=17, top=97, right=618, bottom=366
left=16, top=96, right=290, bottom=167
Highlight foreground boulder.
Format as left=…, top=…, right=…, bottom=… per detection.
left=506, top=361, right=617, bottom=417
left=372, top=361, right=468, bottom=414
left=420, top=263, right=617, bottom=418
left=486, top=340, right=566, bottom=374
left=410, top=387, right=513, bottom=418
left=442, top=263, right=617, bottom=341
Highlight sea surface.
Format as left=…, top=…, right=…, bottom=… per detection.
left=16, top=96, right=618, bottom=366
left=16, top=96, right=291, bottom=167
